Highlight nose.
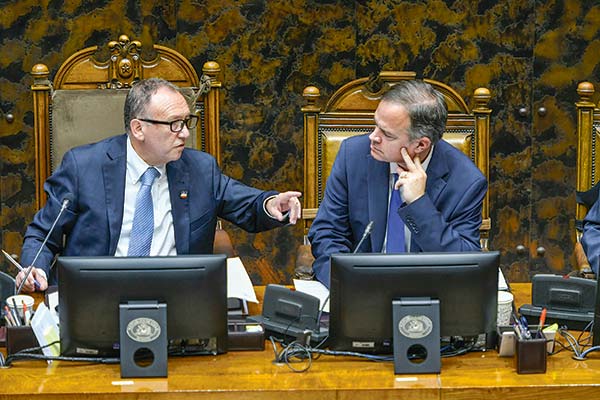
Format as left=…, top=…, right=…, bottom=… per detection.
left=178, top=125, right=190, bottom=139
left=369, top=127, right=381, bottom=142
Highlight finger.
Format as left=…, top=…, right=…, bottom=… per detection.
left=281, top=191, right=302, bottom=202
left=289, top=200, right=301, bottom=224
left=270, top=206, right=285, bottom=221
left=32, top=270, right=47, bottom=291
left=413, top=154, right=424, bottom=172
left=36, top=273, right=49, bottom=291
left=15, top=271, right=24, bottom=288
left=21, top=277, right=34, bottom=293
left=401, top=148, right=417, bottom=171
left=26, top=276, right=36, bottom=292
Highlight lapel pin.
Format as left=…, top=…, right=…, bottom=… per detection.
left=179, top=190, right=188, bottom=199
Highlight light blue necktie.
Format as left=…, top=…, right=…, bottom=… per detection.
left=128, top=167, right=160, bottom=256
left=386, top=173, right=406, bottom=253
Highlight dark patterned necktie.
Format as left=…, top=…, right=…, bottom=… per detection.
left=386, top=173, right=406, bottom=253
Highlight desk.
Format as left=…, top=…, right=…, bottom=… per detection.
left=1, top=284, right=600, bottom=400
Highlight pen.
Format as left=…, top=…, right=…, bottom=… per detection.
left=4, top=305, right=16, bottom=327
left=22, top=300, right=30, bottom=326
left=2, top=249, right=41, bottom=290
left=538, top=308, right=547, bottom=338
left=519, top=316, right=532, bottom=340
left=10, top=298, right=22, bottom=326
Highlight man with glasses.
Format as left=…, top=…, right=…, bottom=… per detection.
left=17, top=78, right=302, bottom=292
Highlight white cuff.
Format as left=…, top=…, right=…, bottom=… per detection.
left=35, top=268, right=47, bottom=281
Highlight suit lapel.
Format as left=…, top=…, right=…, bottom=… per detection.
left=167, top=160, right=190, bottom=254
left=104, top=135, right=127, bottom=255
left=367, top=155, right=389, bottom=252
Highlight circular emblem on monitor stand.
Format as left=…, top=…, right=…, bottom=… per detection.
left=126, top=317, right=161, bottom=343
left=398, top=315, right=433, bottom=339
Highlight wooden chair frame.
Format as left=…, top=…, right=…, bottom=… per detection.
left=31, top=34, right=222, bottom=209
left=575, top=82, right=599, bottom=235
left=301, top=72, right=492, bottom=249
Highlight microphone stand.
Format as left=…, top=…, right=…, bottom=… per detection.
left=353, top=221, right=374, bottom=254
left=17, top=198, right=70, bottom=295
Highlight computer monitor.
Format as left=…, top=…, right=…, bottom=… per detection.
left=329, top=251, right=500, bottom=354
left=57, top=255, right=228, bottom=357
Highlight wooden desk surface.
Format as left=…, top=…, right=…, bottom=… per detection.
left=1, top=283, right=600, bottom=400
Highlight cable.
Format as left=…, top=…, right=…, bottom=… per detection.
left=576, top=345, right=600, bottom=360
left=1, top=340, right=121, bottom=367
left=269, top=336, right=312, bottom=372
left=440, top=337, right=477, bottom=357
left=309, top=347, right=393, bottom=362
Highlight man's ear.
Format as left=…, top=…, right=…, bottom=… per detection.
left=414, top=136, right=432, bottom=155
left=130, top=119, right=144, bottom=141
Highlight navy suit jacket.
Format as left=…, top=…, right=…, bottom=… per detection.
left=582, top=195, right=600, bottom=274
left=308, top=134, right=487, bottom=287
left=21, top=134, right=283, bottom=282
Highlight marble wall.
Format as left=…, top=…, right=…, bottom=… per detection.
left=1, top=0, right=599, bottom=284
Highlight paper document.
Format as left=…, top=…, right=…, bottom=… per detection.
left=293, top=279, right=330, bottom=313
left=30, top=302, right=60, bottom=362
left=227, top=257, right=258, bottom=303
left=498, top=268, right=509, bottom=291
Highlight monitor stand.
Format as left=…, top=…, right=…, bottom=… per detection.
left=119, top=301, right=168, bottom=378
left=392, top=297, right=441, bottom=374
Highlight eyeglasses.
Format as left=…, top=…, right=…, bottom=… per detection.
left=138, top=115, right=199, bottom=133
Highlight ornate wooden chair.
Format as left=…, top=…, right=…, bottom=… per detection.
left=574, top=81, right=600, bottom=276
left=31, top=34, right=222, bottom=209
left=297, top=72, right=492, bottom=277
left=30, top=34, right=234, bottom=256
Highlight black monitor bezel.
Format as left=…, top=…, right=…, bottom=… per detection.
left=57, top=254, right=228, bottom=357
left=329, top=251, right=500, bottom=354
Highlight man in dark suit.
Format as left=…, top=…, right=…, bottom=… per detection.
left=582, top=193, right=600, bottom=274
left=17, top=78, right=301, bottom=292
left=308, top=80, right=487, bottom=287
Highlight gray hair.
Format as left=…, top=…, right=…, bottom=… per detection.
left=381, top=80, right=448, bottom=144
left=123, top=78, right=181, bottom=133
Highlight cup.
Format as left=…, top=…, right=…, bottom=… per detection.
left=6, top=294, right=35, bottom=321
left=497, top=290, right=514, bottom=327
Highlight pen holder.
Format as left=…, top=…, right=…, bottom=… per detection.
left=515, top=334, right=547, bottom=374
left=0, top=325, right=6, bottom=347
left=498, top=325, right=555, bottom=357
left=6, top=325, right=39, bottom=355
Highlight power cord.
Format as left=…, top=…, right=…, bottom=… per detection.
left=1, top=341, right=119, bottom=367
left=563, top=321, right=600, bottom=360
left=269, top=336, right=312, bottom=372
left=269, top=333, right=481, bottom=372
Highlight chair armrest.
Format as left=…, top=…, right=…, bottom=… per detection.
left=214, top=222, right=235, bottom=258
left=295, top=244, right=315, bottom=280
left=574, top=241, right=595, bottom=279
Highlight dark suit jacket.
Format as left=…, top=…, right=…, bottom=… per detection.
left=21, top=134, right=283, bottom=282
left=308, top=134, right=487, bottom=287
left=582, top=195, right=600, bottom=274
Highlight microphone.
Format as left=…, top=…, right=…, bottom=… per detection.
left=353, top=221, right=374, bottom=254
left=17, top=194, right=74, bottom=294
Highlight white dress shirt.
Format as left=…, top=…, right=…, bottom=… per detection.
left=382, top=145, right=434, bottom=252
left=115, top=137, right=177, bottom=256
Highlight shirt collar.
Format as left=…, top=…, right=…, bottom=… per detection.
left=388, top=144, right=435, bottom=175
left=126, top=136, right=166, bottom=183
